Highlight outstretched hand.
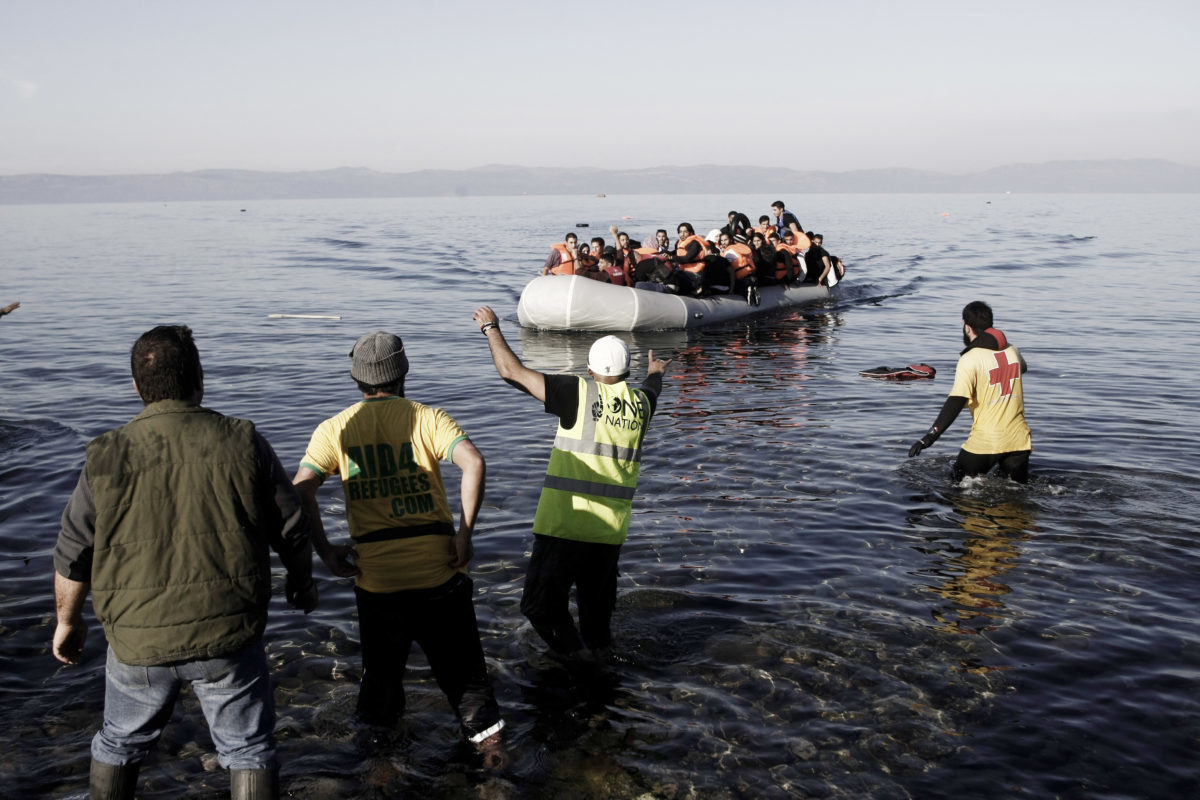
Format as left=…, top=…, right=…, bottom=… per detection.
left=473, top=306, right=499, bottom=330
left=647, top=349, right=672, bottom=375
left=908, top=435, right=934, bottom=458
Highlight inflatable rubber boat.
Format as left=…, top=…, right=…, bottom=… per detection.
left=517, top=275, right=833, bottom=332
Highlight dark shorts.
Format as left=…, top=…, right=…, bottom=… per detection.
left=953, top=449, right=1031, bottom=483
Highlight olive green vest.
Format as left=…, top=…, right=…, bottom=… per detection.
left=87, top=400, right=272, bottom=665
left=533, top=378, right=651, bottom=545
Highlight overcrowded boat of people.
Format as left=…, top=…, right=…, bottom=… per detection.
left=518, top=202, right=846, bottom=332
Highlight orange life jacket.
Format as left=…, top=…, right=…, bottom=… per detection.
left=602, top=263, right=628, bottom=286
left=549, top=242, right=576, bottom=275
left=675, top=234, right=709, bottom=274
left=720, top=243, right=755, bottom=280
left=773, top=242, right=804, bottom=281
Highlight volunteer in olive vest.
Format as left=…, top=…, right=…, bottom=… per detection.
left=471, top=305, right=671, bottom=663
left=291, top=331, right=505, bottom=747
left=52, top=324, right=315, bottom=800
left=908, top=301, right=1033, bottom=482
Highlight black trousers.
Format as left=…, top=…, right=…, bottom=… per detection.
left=354, top=574, right=502, bottom=740
left=953, top=449, right=1031, bottom=484
left=520, top=534, right=622, bottom=654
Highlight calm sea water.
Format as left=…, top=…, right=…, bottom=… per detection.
left=1, top=194, right=1198, bottom=799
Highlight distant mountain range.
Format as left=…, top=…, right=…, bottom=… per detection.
left=1, top=159, right=1197, bottom=204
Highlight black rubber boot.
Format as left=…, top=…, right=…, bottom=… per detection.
left=230, top=768, right=280, bottom=800
left=89, top=759, right=139, bottom=800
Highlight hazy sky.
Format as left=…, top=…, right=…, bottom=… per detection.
left=2, top=0, right=1197, bottom=175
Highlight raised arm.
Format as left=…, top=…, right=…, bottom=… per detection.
left=472, top=306, right=547, bottom=402
left=642, top=349, right=672, bottom=396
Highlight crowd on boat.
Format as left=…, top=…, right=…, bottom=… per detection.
left=540, top=201, right=846, bottom=305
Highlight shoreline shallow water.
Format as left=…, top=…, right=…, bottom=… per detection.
left=2, top=194, right=1198, bottom=798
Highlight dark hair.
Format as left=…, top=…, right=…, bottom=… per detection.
left=656, top=229, right=668, bottom=237
left=565, top=232, right=578, bottom=241
left=677, top=222, right=695, bottom=236
left=355, top=378, right=404, bottom=396
left=759, top=215, right=771, bottom=224
left=771, top=201, right=785, bottom=210
left=962, top=301, right=994, bottom=334
left=131, top=325, right=203, bottom=403
left=591, top=237, right=605, bottom=249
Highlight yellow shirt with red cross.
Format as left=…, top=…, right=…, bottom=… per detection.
left=949, top=344, right=1032, bottom=455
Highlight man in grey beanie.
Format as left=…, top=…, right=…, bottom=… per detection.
left=291, top=332, right=505, bottom=752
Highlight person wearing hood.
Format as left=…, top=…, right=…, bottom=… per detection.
left=908, top=301, right=1032, bottom=482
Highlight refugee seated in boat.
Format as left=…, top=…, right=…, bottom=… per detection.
left=749, top=231, right=781, bottom=288
left=812, top=233, right=846, bottom=281
left=542, top=233, right=579, bottom=275
left=597, top=248, right=630, bottom=286
left=802, top=231, right=834, bottom=285
left=572, top=247, right=614, bottom=284
left=672, top=222, right=710, bottom=296
left=755, top=215, right=774, bottom=239
left=720, top=211, right=754, bottom=243
left=769, top=231, right=804, bottom=284
left=608, top=225, right=643, bottom=278
left=673, top=223, right=736, bottom=297
left=716, top=232, right=759, bottom=305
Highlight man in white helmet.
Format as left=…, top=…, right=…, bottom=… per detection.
left=472, top=306, right=671, bottom=666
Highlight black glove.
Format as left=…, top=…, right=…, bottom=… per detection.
left=285, top=575, right=318, bottom=613
left=908, top=433, right=936, bottom=458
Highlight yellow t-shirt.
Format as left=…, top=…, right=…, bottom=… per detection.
left=301, top=396, right=468, bottom=592
left=949, top=345, right=1032, bottom=455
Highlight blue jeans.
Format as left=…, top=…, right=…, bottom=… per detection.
left=91, top=642, right=277, bottom=770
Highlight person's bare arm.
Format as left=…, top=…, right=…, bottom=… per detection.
left=448, top=439, right=485, bottom=569
left=292, top=467, right=360, bottom=578
left=52, top=573, right=88, bottom=665
left=472, top=306, right=547, bottom=402
left=642, top=349, right=672, bottom=396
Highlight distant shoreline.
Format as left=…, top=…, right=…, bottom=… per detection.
left=2, top=159, right=1198, bottom=204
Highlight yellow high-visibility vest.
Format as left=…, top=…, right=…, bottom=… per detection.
left=533, top=377, right=651, bottom=545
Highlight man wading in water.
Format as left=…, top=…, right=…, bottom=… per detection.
left=472, top=306, right=671, bottom=669
left=908, top=301, right=1033, bottom=482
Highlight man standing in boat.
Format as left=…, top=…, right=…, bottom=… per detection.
left=471, top=306, right=671, bottom=667
left=770, top=201, right=804, bottom=240
left=908, top=301, right=1033, bottom=482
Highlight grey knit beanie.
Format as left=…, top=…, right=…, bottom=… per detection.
left=349, top=331, right=409, bottom=385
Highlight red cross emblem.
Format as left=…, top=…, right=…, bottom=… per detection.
left=989, top=351, right=1021, bottom=396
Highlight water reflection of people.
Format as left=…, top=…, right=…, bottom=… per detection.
left=920, top=495, right=1035, bottom=638
left=474, top=306, right=671, bottom=669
